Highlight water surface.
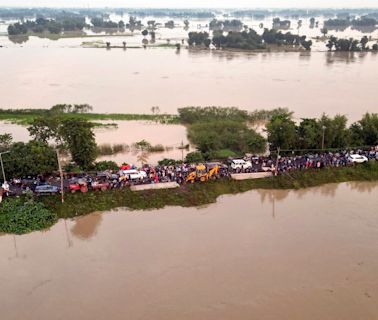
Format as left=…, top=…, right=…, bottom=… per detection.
left=1, top=182, right=378, bottom=320
left=0, top=48, right=377, bottom=121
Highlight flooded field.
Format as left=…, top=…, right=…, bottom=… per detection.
left=94, top=120, right=191, bottom=164
left=1, top=181, right=377, bottom=320
left=1, top=14, right=378, bottom=48
left=0, top=47, right=377, bottom=121
left=0, top=120, right=190, bottom=164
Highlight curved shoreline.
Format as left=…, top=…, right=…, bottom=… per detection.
left=39, top=161, right=378, bottom=220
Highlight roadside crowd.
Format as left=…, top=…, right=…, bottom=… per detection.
left=251, top=148, right=377, bottom=174
left=0, top=147, right=377, bottom=199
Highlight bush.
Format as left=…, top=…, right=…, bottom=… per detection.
left=206, top=149, right=239, bottom=160
left=185, top=151, right=204, bottom=163
left=149, top=144, right=165, bottom=152
left=113, top=143, right=128, bottom=154
left=97, top=144, right=113, bottom=155
left=94, top=161, right=119, bottom=171
left=133, top=139, right=152, bottom=151
left=188, top=120, right=266, bottom=154
left=178, top=106, right=250, bottom=124
left=64, top=163, right=83, bottom=173
left=0, top=198, right=58, bottom=234
left=158, top=158, right=183, bottom=166
left=97, top=143, right=128, bottom=156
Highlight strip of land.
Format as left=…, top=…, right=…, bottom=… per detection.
left=39, top=162, right=378, bottom=219
left=0, top=109, right=179, bottom=125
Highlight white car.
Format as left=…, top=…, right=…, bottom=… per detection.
left=348, top=154, right=368, bottom=164
left=230, top=159, right=252, bottom=170
left=120, top=169, right=147, bottom=181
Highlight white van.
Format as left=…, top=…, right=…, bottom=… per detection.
left=120, top=170, right=147, bottom=181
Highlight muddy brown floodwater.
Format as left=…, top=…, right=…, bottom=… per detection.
left=1, top=181, right=378, bottom=320
left=0, top=120, right=191, bottom=165
left=0, top=48, right=377, bottom=121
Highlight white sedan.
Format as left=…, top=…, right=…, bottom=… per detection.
left=120, top=169, right=147, bottom=181
left=230, top=159, right=252, bottom=170
left=348, top=154, right=368, bottom=164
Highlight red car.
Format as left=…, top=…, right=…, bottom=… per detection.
left=69, top=178, right=88, bottom=193
left=91, top=181, right=110, bottom=191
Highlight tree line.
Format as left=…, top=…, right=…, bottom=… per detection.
left=7, top=15, right=145, bottom=36
left=209, top=19, right=244, bottom=32
left=178, top=107, right=378, bottom=163
left=267, top=112, right=378, bottom=151
left=1, top=106, right=377, bottom=179
left=324, top=16, right=377, bottom=28
left=8, top=15, right=87, bottom=35
left=188, top=28, right=312, bottom=50
left=326, top=35, right=378, bottom=51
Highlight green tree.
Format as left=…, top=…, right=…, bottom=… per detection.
left=188, top=31, right=209, bottom=46
left=185, top=151, right=204, bottom=163
left=321, top=27, right=328, bottom=37
left=134, top=139, right=152, bottom=151
left=28, top=117, right=61, bottom=143
left=94, top=160, right=119, bottom=171
left=297, top=118, right=322, bottom=149
left=360, top=36, right=369, bottom=50
left=0, top=133, right=13, bottom=151
left=3, top=141, right=57, bottom=178
left=59, top=119, right=97, bottom=169
left=244, top=130, right=266, bottom=153
left=349, top=113, right=378, bottom=146
left=319, top=114, right=350, bottom=148
left=266, top=113, right=297, bottom=150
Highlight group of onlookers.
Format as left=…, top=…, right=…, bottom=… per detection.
left=0, top=147, right=377, bottom=200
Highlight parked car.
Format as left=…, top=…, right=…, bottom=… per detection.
left=96, top=172, right=110, bottom=179
left=91, top=181, right=110, bottom=191
left=34, top=184, right=60, bottom=195
left=348, top=154, right=368, bottom=163
left=229, top=159, right=252, bottom=171
left=69, top=178, right=88, bottom=193
left=120, top=169, right=147, bottom=181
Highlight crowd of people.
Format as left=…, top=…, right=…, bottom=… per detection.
left=250, top=148, right=378, bottom=174
left=0, top=147, right=377, bottom=199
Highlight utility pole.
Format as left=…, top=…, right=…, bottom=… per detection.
left=0, top=151, right=10, bottom=183
left=56, top=149, right=64, bottom=203
left=275, top=147, right=280, bottom=176
left=181, top=140, right=184, bottom=162
left=321, top=126, right=326, bottom=151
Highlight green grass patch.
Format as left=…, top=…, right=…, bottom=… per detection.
left=0, top=109, right=179, bottom=125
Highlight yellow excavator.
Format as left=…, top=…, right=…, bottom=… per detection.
left=185, top=163, right=219, bottom=183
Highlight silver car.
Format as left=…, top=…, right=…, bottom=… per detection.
left=34, top=184, right=60, bottom=195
